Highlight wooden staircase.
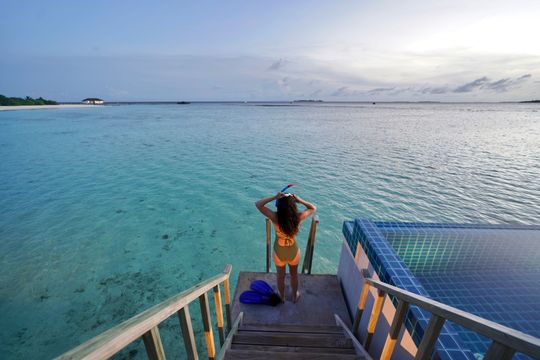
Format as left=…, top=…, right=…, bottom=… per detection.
left=218, top=315, right=370, bottom=360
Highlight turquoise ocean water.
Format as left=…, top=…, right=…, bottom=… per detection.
left=0, top=103, right=539, bottom=359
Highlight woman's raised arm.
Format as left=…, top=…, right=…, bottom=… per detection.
left=294, top=195, right=317, bottom=222
left=255, top=193, right=281, bottom=222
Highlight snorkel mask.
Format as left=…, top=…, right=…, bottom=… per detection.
left=275, top=183, right=294, bottom=207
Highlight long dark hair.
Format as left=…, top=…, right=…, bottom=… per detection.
left=276, top=196, right=300, bottom=237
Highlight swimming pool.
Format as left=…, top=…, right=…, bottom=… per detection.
left=343, top=219, right=540, bottom=359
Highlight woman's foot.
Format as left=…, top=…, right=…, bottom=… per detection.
left=293, top=290, right=301, bottom=303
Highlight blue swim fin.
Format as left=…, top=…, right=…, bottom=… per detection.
left=240, top=290, right=269, bottom=304
left=240, top=290, right=281, bottom=306
left=250, top=280, right=275, bottom=296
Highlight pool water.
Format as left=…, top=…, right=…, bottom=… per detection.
left=344, top=219, right=540, bottom=359
left=384, top=225, right=540, bottom=359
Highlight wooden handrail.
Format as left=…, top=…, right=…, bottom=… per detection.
left=357, top=276, right=540, bottom=359
left=57, top=265, right=233, bottom=360
left=335, top=314, right=373, bottom=360
left=301, top=215, right=319, bottom=274
left=265, top=218, right=271, bottom=273
left=216, top=312, right=244, bottom=360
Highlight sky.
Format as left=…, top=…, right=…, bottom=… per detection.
left=1, top=0, right=539, bottom=102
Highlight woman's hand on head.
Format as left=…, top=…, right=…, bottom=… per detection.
left=276, top=192, right=286, bottom=199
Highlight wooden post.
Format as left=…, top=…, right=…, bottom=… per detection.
left=223, top=278, right=232, bottom=332
left=484, top=341, right=516, bottom=360
left=354, top=244, right=361, bottom=260
left=352, top=279, right=371, bottom=335
left=142, top=326, right=166, bottom=360
left=414, top=315, right=445, bottom=360
left=363, top=289, right=386, bottom=351
left=199, top=293, right=216, bottom=360
left=178, top=306, right=198, bottom=360
left=380, top=300, right=409, bottom=360
left=265, top=218, right=271, bottom=273
left=307, top=215, right=319, bottom=274
left=213, top=285, right=225, bottom=346
left=301, top=215, right=319, bottom=274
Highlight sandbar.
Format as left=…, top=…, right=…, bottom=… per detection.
left=0, top=104, right=98, bottom=111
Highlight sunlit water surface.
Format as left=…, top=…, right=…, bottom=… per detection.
left=0, top=103, right=539, bottom=359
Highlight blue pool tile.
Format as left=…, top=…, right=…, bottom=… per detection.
left=343, top=219, right=539, bottom=360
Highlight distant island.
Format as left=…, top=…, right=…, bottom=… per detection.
left=0, top=95, right=57, bottom=106
left=292, top=99, right=323, bottom=103
left=520, top=100, right=540, bottom=103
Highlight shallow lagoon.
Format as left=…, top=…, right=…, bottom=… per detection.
left=0, top=103, right=539, bottom=358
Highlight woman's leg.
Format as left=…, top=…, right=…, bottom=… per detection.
left=273, top=251, right=286, bottom=302
left=276, top=265, right=286, bottom=302
left=288, top=250, right=301, bottom=303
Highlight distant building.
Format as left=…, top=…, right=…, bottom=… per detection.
left=82, top=98, right=104, bottom=105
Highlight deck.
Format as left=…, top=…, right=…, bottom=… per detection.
left=231, top=272, right=352, bottom=327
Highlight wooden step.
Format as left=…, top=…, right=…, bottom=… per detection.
left=224, top=349, right=365, bottom=360
left=232, top=331, right=353, bottom=348
left=239, top=324, right=344, bottom=334
left=231, top=343, right=357, bottom=354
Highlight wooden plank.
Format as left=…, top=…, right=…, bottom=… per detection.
left=142, top=326, right=166, bottom=360
left=233, top=331, right=353, bottom=348
left=178, top=306, right=198, bottom=360
left=365, top=278, right=540, bottom=359
left=414, top=315, right=445, bottom=360
left=224, top=349, right=364, bottom=360
left=239, top=324, right=344, bottom=334
left=231, top=272, right=351, bottom=328
left=199, top=293, right=216, bottom=360
left=231, top=344, right=357, bottom=354
left=213, top=285, right=225, bottom=346
left=352, top=278, right=371, bottom=335
left=380, top=300, right=409, bottom=360
left=484, top=341, right=516, bottom=360
left=335, top=314, right=374, bottom=360
left=216, top=312, right=243, bottom=360
left=56, top=265, right=232, bottom=360
left=363, top=289, right=385, bottom=351
left=265, top=218, right=271, bottom=273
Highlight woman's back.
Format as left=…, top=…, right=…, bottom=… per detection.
left=274, top=222, right=297, bottom=246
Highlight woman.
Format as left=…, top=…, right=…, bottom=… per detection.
left=255, top=192, right=317, bottom=303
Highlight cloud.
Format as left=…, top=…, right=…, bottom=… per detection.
left=1, top=50, right=536, bottom=102
left=484, top=74, right=531, bottom=92
left=268, top=58, right=288, bottom=71
left=453, top=74, right=531, bottom=93
left=366, top=87, right=395, bottom=94
left=420, top=86, right=450, bottom=94
left=331, top=86, right=350, bottom=96
left=360, top=74, right=532, bottom=98
left=453, top=77, right=490, bottom=93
